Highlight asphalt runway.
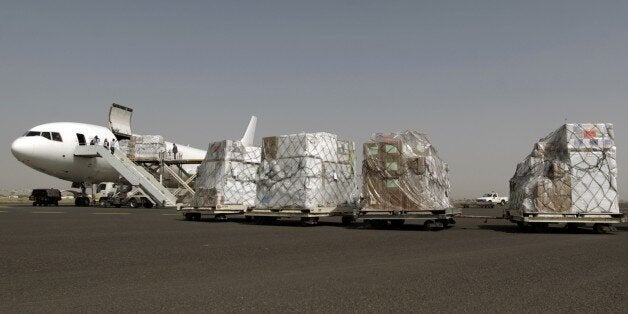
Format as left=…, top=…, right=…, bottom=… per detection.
left=0, top=204, right=626, bottom=313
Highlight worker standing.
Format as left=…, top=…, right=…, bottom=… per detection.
left=103, top=139, right=109, bottom=149
left=172, top=143, right=178, bottom=160
left=110, top=139, right=116, bottom=154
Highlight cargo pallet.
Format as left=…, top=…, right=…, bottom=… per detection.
left=245, top=205, right=358, bottom=226
left=177, top=204, right=248, bottom=221
left=356, top=208, right=461, bottom=230
left=506, top=211, right=625, bottom=234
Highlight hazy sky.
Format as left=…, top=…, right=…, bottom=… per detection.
left=1, top=0, right=627, bottom=198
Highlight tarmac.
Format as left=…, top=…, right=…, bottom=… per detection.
left=0, top=204, right=626, bottom=312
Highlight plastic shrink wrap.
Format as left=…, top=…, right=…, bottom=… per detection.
left=129, top=135, right=165, bottom=159
left=193, top=140, right=261, bottom=207
left=257, top=132, right=357, bottom=209
left=362, top=131, right=452, bottom=211
left=509, top=123, right=618, bottom=214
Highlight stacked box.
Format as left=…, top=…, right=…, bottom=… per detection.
left=117, top=139, right=131, bottom=156
left=129, top=135, right=166, bottom=159
left=509, top=123, right=619, bottom=214
left=257, top=133, right=357, bottom=209
left=193, top=140, right=261, bottom=207
left=362, top=131, right=452, bottom=211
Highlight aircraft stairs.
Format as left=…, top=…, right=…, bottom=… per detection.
left=74, top=145, right=178, bottom=207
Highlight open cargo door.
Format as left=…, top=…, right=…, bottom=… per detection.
left=109, top=103, right=133, bottom=140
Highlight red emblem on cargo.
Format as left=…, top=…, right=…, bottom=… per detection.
left=583, top=129, right=597, bottom=139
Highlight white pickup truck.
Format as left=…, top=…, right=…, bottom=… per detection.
left=476, top=192, right=508, bottom=208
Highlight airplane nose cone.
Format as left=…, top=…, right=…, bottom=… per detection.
left=11, top=137, right=33, bottom=161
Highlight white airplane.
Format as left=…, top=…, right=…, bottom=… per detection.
left=11, top=104, right=257, bottom=206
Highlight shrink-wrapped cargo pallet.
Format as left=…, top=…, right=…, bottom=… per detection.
left=193, top=140, right=261, bottom=207
left=509, top=123, right=619, bottom=214
left=129, top=135, right=166, bottom=159
left=362, top=131, right=452, bottom=212
left=117, top=139, right=131, bottom=156
left=257, top=132, right=357, bottom=209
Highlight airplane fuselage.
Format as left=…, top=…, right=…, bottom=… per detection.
left=11, top=122, right=206, bottom=185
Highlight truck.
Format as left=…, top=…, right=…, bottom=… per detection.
left=30, top=188, right=62, bottom=206
left=95, top=182, right=155, bottom=208
left=475, top=192, right=508, bottom=208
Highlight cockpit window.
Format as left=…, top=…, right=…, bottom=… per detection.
left=52, top=132, right=63, bottom=142
left=23, top=130, right=62, bottom=141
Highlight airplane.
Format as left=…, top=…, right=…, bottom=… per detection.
left=11, top=104, right=257, bottom=206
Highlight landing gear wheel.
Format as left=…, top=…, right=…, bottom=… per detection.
left=76, top=197, right=90, bottom=207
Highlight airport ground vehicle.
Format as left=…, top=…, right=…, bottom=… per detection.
left=95, top=182, right=154, bottom=208
left=178, top=203, right=358, bottom=226
left=178, top=204, right=248, bottom=221
left=504, top=209, right=624, bottom=234
left=476, top=192, right=508, bottom=208
left=30, top=189, right=62, bottom=206
left=245, top=205, right=358, bottom=226
left=356, top=208, right=460, bottom=230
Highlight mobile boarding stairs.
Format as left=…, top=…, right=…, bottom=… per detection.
left=74, top=145, right=178, bottom=207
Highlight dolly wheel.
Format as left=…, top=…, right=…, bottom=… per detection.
left=516, top=221, right=527, bottom=231
left=566, top=223, right=579, bottom=232
left=341, top=216, right=355, bottom=225
left=301, top=217, right=319, bottom=226
left=593, top=224, right=610, bottom=234
left=424, top=220, right=435, bottom=230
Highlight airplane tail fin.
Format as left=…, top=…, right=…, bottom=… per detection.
left=240, top=116, right=257, bottom=147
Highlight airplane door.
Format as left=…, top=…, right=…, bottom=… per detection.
left=76, top=133, right=86, bottom=146
left=109, top=103, right=133, bottom=140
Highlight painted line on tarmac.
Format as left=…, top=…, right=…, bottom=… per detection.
left=92, top=212, right=131, bottom=215
left=0, top=210, right=8, bottom=213
left=32, top=211, right=66, bottom=214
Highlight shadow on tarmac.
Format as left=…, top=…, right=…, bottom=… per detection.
left=477, top=224, right=619, bottom=235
